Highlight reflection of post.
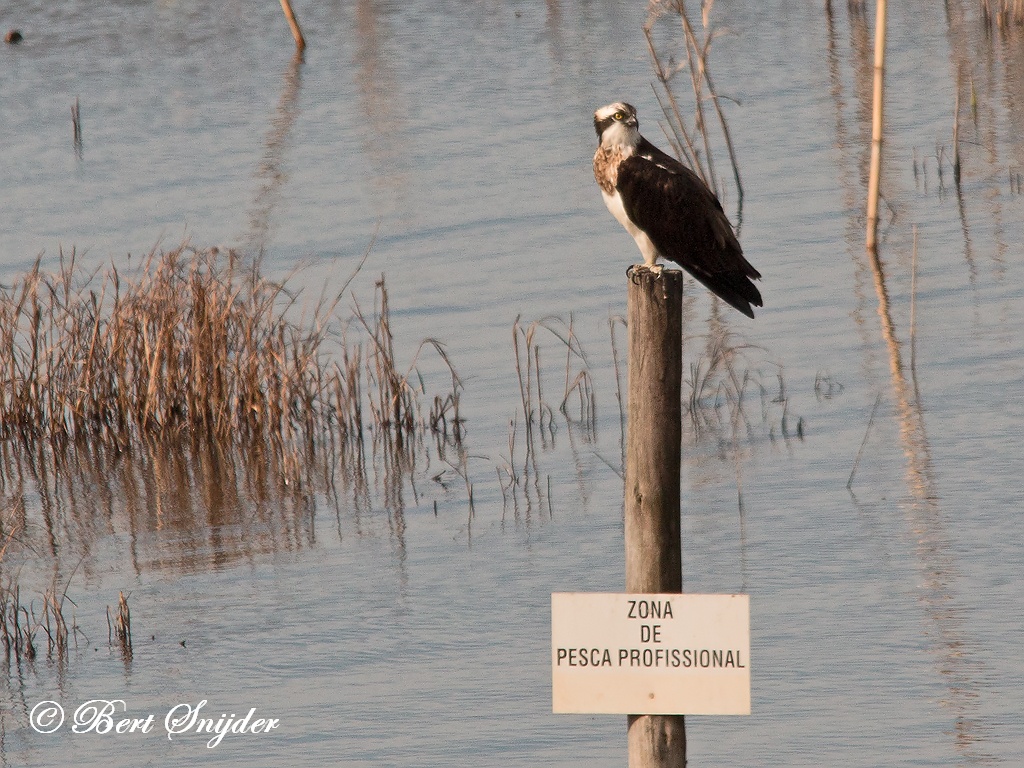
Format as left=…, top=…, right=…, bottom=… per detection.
left=625, top=268, right=685, bottom=767
left=865, top=0, right=887, bottom=251
left=279, top=0, right=306, bottom=51
left=246, top=51, right=303, bottom=254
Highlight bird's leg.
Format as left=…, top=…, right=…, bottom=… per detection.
left=628, top=263, right=664, bottom=279
left=642, top=254, right=664, bottom=277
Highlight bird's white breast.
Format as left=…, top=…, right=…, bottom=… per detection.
left=601, top=188, right=660, bottom=267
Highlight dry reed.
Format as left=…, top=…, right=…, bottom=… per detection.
left=107, top=590, right=132, bottom=661
left=0, top=571, right=80, bottom=666
left=0, top=245, right=469, bottom=674
left=0, top=245, right=463, bottom=490
left=644, top=0, right=744, bottom=211
left=499, top=315, right=591, bottom=519
left=279, top=0, right=306, bottom=51
left=865, top=0, right=888, bottom=252
left=679, top=321, right=800, bottom=446
left=71, top=98, right=82, bottom=159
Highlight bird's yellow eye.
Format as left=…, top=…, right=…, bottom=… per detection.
left=613, top=112, right=624, bottom=120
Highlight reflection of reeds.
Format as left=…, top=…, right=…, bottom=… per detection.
left=682, top=327, right=800, bottom=445
left=981, top=0, right=1024, bottom=29
left=71, top=97, right=82, bottom=160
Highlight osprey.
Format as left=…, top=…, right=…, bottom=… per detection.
left=593, top=102, right=762, bottom=318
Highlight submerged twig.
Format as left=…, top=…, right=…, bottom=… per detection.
left=848, top=393, right=883, bottom=490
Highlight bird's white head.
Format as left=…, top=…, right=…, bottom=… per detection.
left=593, top=102, right=640, bottom=149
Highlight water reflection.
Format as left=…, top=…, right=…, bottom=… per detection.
left=353, top=0, right=408, bottom=197
left=866, top=246, right=991, bottom=761
left=827, top=2, right=1008, bottom=760
left=2, top=438, right=308, bottom=577
left=0, top=427, right=470, bottom=589
left=246, top=51, right=304, bottom=256
left=946, top=1, right=1024, bottom=282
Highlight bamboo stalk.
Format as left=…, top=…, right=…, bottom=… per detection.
left=865, top=0, right=887, bottom=252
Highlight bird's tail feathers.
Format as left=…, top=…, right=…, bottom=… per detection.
left=688, top=269, right=763, bottom=319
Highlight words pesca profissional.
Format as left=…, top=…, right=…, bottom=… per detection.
left=555, top=646, right=746, bottom=669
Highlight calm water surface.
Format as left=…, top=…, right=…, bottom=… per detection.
left=1, top=1, right=1022, bottom=766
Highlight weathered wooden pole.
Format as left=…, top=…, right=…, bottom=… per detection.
left=625, top=267, right=686, bottom=767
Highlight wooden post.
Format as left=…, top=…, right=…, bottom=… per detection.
left=865, top=0, right=887, bottom=252
left=625, top=268, right=686, bottom=767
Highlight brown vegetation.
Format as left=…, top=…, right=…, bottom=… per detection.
left=0, top=244, right=462, bottom=478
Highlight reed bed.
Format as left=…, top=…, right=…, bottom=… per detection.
left=0, top=244, right=315, bottom=444
left=0, top=245, right=467, bottom=673
left=0, top=244, right=463, bottom=489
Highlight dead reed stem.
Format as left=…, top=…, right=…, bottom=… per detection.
left=866, top=0, right=888, bottom=252
left=608, top=313, right=628, bottom=468
left=645, top=0, right=744, bottom=210
left=71, top=98, right=82, bottom=159
left=848, top=392, right=883, bottom=490
left=279, top=0, right=306, bottom=51
left=107, top=590, right=132, bottom=661
left=503, top=315, right=590, bottom=518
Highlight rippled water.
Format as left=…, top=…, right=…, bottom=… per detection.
left=1, top=1, right=1023, bottom=766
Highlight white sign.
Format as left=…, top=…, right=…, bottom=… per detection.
left=551, top=592, right=750, bottom=715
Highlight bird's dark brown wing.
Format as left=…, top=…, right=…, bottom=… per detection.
left=616, top=141, right=762, bottom=317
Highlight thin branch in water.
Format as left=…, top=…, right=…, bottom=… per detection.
left=848, top=393, right=883, bottom=491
